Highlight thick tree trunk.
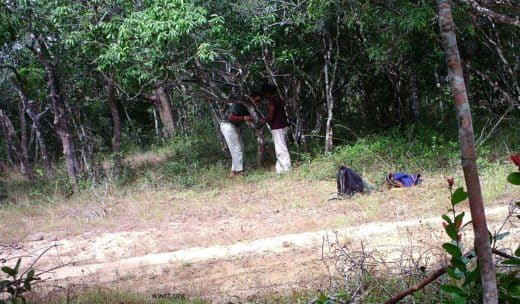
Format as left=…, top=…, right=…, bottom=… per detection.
left=32, top=39, right=78, bottom=183
left=106, top=74, right=122, bottom=174
left=0, top=110, right=34, bottom=180
left=155, top=85, right=176, bottom=137
left=437, top=1, right=498, bottom=303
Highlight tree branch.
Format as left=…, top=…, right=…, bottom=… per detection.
left=383, top=266, right=447, bottom=304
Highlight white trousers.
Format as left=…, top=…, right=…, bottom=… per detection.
left=272, top=127, right=291, bottom=173
left=220, top=122, right=244, bottom=172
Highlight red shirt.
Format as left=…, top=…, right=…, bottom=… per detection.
left=265, top=95, right=288, bottom=130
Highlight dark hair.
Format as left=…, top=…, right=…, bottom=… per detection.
left=261, top=83, right=277, bottom=94
left=250, top=91, right=262, bottom=98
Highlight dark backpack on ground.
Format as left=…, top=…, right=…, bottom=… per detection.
left=337, top=166, right=364, bottom=197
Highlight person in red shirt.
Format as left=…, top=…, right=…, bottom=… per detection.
left=260, top=84, right=291, bottom=173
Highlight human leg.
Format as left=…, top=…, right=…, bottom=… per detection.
left=271, top=127, right=291, bottom=173
left=220, top=122, right=244, bottom=173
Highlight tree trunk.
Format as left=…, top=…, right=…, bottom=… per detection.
left=437, top=1, right=498, bottom=303
left=32, top=40, right=78, bottom=183
left=11, top=69, right=53, bottom=178
left=0, top=109, right=34, bottom=180
left=33, top=117, right=52, bottom=178
left=239, top=101, right=267, bottom=167
left=0, top=122, right=15, bottom=165
left=324, top=37, right=335, bottom=152
left=155, top=85, right=176, bottom=137
left=106, top=74, right=122, bottom=174
left=18, top=101, right=29, bottom=175
left=409, top=73, right=419, bottom=122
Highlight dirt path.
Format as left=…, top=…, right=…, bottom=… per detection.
left=3, top=204, right=517, bottom=303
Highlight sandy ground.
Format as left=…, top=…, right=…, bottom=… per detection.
left=2, top=195, right=518, bottom=304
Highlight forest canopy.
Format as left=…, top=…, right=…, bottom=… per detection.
left=0, top=0, right=519, bottom=182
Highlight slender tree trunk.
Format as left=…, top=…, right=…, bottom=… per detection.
left=18, top=101, right=29, bottom=175
left=0, top=110, right=34, bottom=180
left=409, top=73, right=420, bottom=122
left=324, top=37, right=334, bottom=152
left=106, top=74, right=122, bottom=174
left=0, top=122, right=15, bottom=165
left=155, top=85, right=176, bottom=138
left=33, top=118, right=52, bottom=178
left=239, top=101, right=267, bottom=167
left=31, top=39, right=78, bottom=183
left=11, top=69, right=53, bottom=178
left=437, top=1, right=498, bottom=303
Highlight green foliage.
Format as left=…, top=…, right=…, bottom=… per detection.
left=440, top=167, right=520, bottom=304
left=0, top=259, right=40, bottom=304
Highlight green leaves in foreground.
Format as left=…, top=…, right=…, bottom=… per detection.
left=507, top=172, right=520, bottom=185
left=451, top=187, right=468, bottom=206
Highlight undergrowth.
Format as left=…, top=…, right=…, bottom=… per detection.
left=1, top=123, right=518, bottom=207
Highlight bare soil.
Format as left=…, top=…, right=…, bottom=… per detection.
left=1, top=176, right=518, bottom=303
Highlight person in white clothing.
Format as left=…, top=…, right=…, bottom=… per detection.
left=220, top=93, right=262, bottom=178
left=260, top=84, right=291, bottom=173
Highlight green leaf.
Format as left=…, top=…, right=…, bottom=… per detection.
left=454, top=212, right=465, bottom=225
left=451, top=292, right=466, bottom=304
left=441, top=284, right=466, bottom=296
left=502, top=259, right=520, bottom=265
left=13, top=259, right=20, bottom=274
left=442, top=215, right=452, bottom=224
left=451, top=188, right=468, bottom=206
left=507, top=172, right=520, bottom=185
left=443, top=243, right=462, bottom=258
left=1, top=266, right=16, bottom=277
left=451, top=257, right=467, bottom=272
left=515, top=246, right=520, bottom=257
left=27, top=269, right=34, bottom=279
left=445, top=223, right=459, bottom=241
left=447, top=267, right=465, bottom=280
left=466, top=266, right=480, bottom=284
left=495, top=232, right=510, bottom=241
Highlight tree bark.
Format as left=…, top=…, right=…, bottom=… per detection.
left=409, top=73, right=420, bottom=122
left=31, top=39, right=78, bottom=183
left=10, top=68, right=53, bottom=178
left=0, top=109, right=34, bottom=180
left=239, top=101, right=267, bottom=167
left=0, top=122, right=15, bottom=165
left=106, top=74, right=122, bottom=174
left=18, top=101, right=29, bottom=175
left=437, top=1, right=498, bottom=303
left=323, top=36, right=335, bottom=152
left=155, top=85, right=176, bottom=137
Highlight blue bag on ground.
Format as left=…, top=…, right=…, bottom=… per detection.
left=337, top=166, right=364, bottom=196
left=386, top=173, right=422, bottom=188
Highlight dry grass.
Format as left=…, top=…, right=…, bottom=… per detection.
left=1, top=146, right=518, bottom=246
left=1, top=164, right=516, bottom=246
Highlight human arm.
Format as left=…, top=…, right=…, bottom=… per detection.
left=229, top=113, right=252, bottom=122
left=227, top=103, right=253, bottom=122
left=260, top=102, right=275, bottom=124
